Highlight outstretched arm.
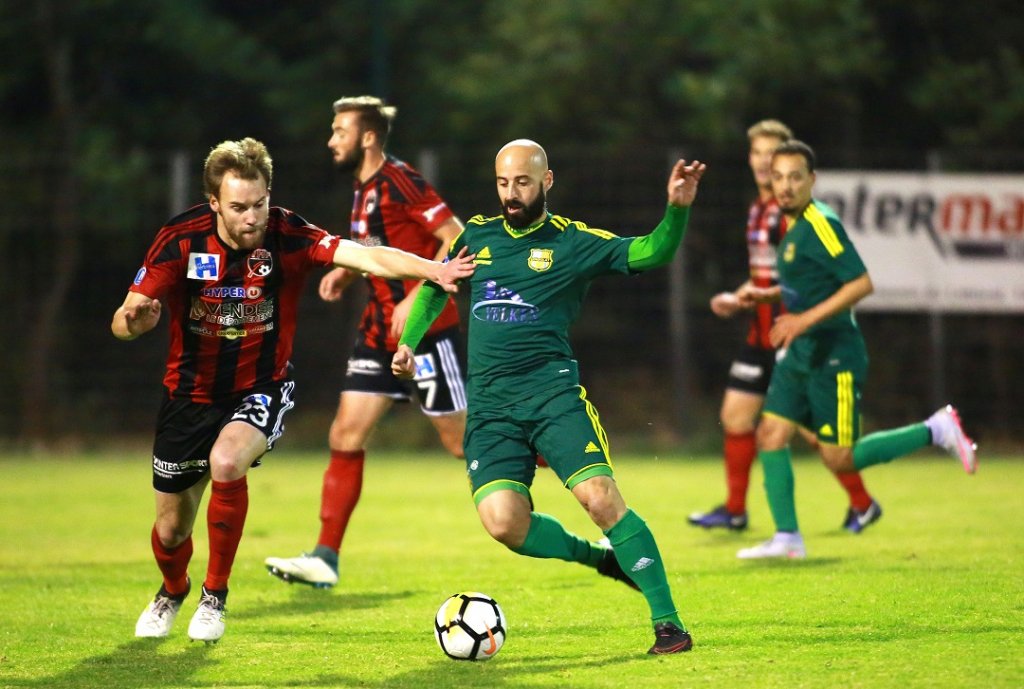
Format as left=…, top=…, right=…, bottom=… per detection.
left=111, top=291, right=162, bottom=341
left=627, top=159, right=707, bottom=271
left=332, top=240, right=474, bottom=293
left=391, top=283, right=450, bottom=379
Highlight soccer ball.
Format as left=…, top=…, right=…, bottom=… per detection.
left=434, top=592, right=507, bottom=661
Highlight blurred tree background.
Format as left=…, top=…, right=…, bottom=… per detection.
left=1, top=0, right=1021, bottom=450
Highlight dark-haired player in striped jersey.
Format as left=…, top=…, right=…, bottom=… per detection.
left=736, top=140, right=976, bottom=560
left=113, top=137, right=473, bottom=643
left=688, top=119, right=879, bottom=534
left=394, top=139, right=706, bottom=655
left=265, top=96, right=469, bottom=589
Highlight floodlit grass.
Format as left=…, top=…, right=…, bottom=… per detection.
left=1, top=450, right=1022, bottom=688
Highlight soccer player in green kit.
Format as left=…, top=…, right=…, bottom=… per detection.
left=735, top=140, right=978, bottom=560
left=392, top=139, right=706, bottom=655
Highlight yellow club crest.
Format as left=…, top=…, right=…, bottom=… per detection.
left=527, top=248, right=554, bottom=272
left=783, top=243, right=796, bottom=262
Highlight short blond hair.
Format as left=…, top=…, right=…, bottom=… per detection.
left=203, top=137, right=273, bottom=198
left=332, top=95, right=397, bottom=146
left=747, top=119, right=793, bottom=142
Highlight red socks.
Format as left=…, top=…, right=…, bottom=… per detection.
left=724, top=432, right=757, bottom=514
left=204, top=476, right=248, bottom=591
left=316, top=450, right=365, bottom=552
left=151, top=526, right=192, bottom=596
left=834, top=471, right=872, bottom=511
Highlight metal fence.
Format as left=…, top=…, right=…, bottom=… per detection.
left=1, top=144, right=1020, bottom=451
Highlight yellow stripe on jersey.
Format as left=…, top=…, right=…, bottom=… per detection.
left=576, top=224, right=617, bottom=240
left=550, top=215, right=617, bottom=239
left=836, top=371, right=855, bottom=446
left=468, top=214, right=499, bottom=226
left=550, top=215, right=570, bottom=231
left=805, top=205, right=844, bottom=257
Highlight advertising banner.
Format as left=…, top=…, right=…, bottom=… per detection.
left=814, top=171, right=1024, bottom=313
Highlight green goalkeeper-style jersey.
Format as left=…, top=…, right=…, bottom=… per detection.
left=452, top=212, right=633, bottom=404
left=777, top=199, right=868, bottom=334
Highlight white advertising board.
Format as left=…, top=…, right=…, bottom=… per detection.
left=814, top=171, right=1024, bottom=313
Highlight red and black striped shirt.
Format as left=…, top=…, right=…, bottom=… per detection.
left=745, top=196, right=789, bottom=350
left=349, top=155, right=459, bottom=351
left=130, top=204, right=341, bottom=403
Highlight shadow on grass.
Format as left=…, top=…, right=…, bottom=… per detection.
left=5, top=638, right=652, bottom=689
left=4, top=638, right=215, bottom=689
left=233, top=586, right=417, bottom=621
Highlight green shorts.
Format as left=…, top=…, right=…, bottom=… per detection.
left=762, top=328, right=869, bottom=447
left=464, top=383, right=614, bottom=505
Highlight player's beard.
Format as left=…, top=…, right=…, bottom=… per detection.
left=225, top=220, right=267, bottom=251
left=334, top=145, right=365, bottom=176
left=502, top=189, right=546, bottom=229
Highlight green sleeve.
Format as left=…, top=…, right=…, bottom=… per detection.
left=626, top=204, right=691, bottom=271
left=397, top=282, right=449, bottom=351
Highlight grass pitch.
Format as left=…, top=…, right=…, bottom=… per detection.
left=0, top=449, right=1022, bottom=688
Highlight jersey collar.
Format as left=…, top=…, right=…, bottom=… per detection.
left=502, top=212, right=550, bottom=238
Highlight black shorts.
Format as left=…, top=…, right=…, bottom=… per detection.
left=725, top=343, right=778, bottom=396
left=151, top=380, right=296, bottom=493
left=342, top=327, right=466, bottom=415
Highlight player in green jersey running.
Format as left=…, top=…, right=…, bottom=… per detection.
left=393, top=139, right=705, bottom=655
left=735, top=140, right=977, bottom=560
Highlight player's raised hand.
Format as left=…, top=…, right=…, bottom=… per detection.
left=667, top=159, right=707, bottom=208
left=391, top=344, right=416, bottom=380
left=434, top=246, right=475, bottom=293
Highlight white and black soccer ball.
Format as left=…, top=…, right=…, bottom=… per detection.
left=434, top=591, right=507, bottom=661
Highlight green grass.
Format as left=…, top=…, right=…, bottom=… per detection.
left=1, top=450, right=1022, bottom=688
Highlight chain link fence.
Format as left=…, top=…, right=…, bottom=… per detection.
left=2, top=144, right=1020, bottom=452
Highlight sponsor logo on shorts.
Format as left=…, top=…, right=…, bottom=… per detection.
left=414, top=353, right=437, bottom=380
left=347, top=358, right=383, bottom=376
left=584, top=441, right=602, bottom=454
left=729, top=361, right=764, bottom=383
left=152, top=455, right=209, bottom=479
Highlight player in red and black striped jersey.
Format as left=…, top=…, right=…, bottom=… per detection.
left=112, top=137, right=473, bottom=642
left=687, top=120, right=877, bottom=534
left=264, top=96, right=469, bottom=589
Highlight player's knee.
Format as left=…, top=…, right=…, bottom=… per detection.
left=574, top=478, right=626, bottom=530
left=154, top=521, right=191, bottom=549
left=443, top=437, right=465, bottom=459
left=821, top=449, right=854, bottom=473
left=755, top=421, right=786, bottom=451
left=208, top=447, right=246, bottom=481
left=481, top=511, right=527, bottom=549
left=328, top=423, right=365, bottom=452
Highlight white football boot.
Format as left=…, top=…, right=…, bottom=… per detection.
left=737, top=532, right=807, bottom=559
left=264, top=553, right=339, bottom=588
left=187, top=586, right=226, bottom=643
left=926, top=404, right=977, bottom=474
left=135, top=582, right=189, bottom=638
